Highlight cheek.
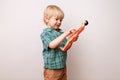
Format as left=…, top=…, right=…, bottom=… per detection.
left=50, top=21, right=56, bottom=26
left=52, top=20, right=57, bottom=24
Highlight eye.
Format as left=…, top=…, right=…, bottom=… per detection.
left=55, top=18, right=62, bottom=22
left=55, top=18, right=59, bottom=21
left=60, top=19, right=62, bottom=22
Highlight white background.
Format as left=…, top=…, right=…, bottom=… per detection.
left=0, top=0, right=120, bottom=80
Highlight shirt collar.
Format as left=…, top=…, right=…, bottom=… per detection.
left=44, top=27, right=62, bottom=32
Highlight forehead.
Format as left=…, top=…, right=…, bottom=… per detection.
left=51, top=16, right=62, bottom=19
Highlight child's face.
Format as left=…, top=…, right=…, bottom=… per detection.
left=47, top=16, right=63, bottom=29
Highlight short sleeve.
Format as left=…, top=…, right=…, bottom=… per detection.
left=40, top=32, right=52, bottom=50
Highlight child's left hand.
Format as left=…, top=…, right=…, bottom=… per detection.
left=73, top=35, right=79, bottom=42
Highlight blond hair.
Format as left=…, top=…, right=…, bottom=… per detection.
left=43, top=5, right=64, bottom=25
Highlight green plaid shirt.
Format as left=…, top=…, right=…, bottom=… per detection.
left=40, top=27, right=67, bottom=69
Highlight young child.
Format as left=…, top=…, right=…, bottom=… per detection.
left=40, top=5, right=78, bottom=80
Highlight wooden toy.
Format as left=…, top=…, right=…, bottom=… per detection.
left=60, top=20, right=88, bottom=51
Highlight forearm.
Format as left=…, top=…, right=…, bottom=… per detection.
left=49, top=31, right=69, bottom=49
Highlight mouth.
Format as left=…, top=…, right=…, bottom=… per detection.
left=56, top=25, right=60, bottom=27
left=56, top=24, right=61, bottom=27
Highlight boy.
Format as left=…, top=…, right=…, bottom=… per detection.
left=40, top=5, right=78, bottom=80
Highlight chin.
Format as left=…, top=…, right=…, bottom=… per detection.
left=55, top=27, right=59, bottom=29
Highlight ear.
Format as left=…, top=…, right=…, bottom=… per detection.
left=44, top=16, right=49, bottom=23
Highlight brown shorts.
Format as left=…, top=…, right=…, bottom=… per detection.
left=44, top=67, right=67, bottom=80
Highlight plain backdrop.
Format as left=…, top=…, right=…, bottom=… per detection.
left=0, top=0, right=120, bottom=80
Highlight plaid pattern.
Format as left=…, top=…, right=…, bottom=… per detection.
left=40, top=28, right=67, bottom=69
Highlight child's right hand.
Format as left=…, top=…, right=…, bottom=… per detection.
left=66, top=28, right=76, bottom=36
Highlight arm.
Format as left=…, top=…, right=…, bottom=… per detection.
left=49, top=28, right=76, bottom=49
left=60, top=20, right=88, bottom=51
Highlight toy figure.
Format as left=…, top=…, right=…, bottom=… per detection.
left=60, top=20, right=88, bottom=51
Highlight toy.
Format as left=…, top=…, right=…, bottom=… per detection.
left=60, top=20, right=88, bottom=51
